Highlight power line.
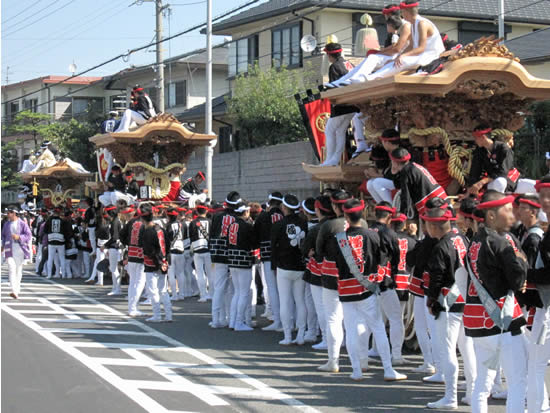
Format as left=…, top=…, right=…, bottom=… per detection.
left=5, top=0, right=132, bottom=67
left=1, top=0, right=43, bottom=25
left=3, top=0, right=265, bottom=108
left=3, top=0, right=77, bottom=38
left=2, top=0, right=62, bottom=33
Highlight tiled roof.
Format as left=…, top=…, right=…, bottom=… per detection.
left=505, top=27, right=550, bottom=62
left=2, top=75, right=103, bottom=90
left=212, top=0, right=550, bottom=33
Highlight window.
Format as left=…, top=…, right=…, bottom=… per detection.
left=272, top=23, right=302, bottom=68
left=8, top=101, right=19, bottom=121
left=72, top=97, right=104, bottom=117
left=218, top=126, right=233, bottom=153
left=110, top=94, right=127, bottom=111
left=54, top=97, right=71, bottom=119
left=458, top=21, right=511, bottom=45
left=228, top=35, right=259, bottom=77
left=166, top=80, right=187, bottom=108
left=144, top=87, right=158, bottom=108
left=23, top=98, right=38, bottom=112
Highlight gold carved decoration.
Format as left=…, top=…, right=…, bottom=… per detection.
left=122, top=162, right=185, bottom=174
left=456, top=80, right=509, bottom=99
left=315, top=112, right=330, bottom=132
left=449, top=36, right=520, bottom=62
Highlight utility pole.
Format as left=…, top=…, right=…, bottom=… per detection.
left=5, top=66, right=10, bottom=85
left=156, top=0, right=165, bottom=113
left=205, top=0, right=214, bottom=197
left=498, top=0, right=505, bottom=39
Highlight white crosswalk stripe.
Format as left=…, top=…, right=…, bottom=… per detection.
left=1, top=270, right=320, bottom=413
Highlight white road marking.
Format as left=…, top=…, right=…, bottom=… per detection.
left=2, top=272, right=321, bottom=413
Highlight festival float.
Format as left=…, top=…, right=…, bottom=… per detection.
left=301, top=37, right=550, bottom=196
left=21, top=159, right=93, bottom=208
left=88, top=113, right=216, bottom=202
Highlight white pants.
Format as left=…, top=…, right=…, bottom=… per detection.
left=108, top=248, right=121, bottom=293
left=304, top=283, right=319, bottom=338
left=168, top=253, right=185, bottom=298
left=458, top=325, right=477, bottom=397
left=146, top=271, right=172, bottom=319
left=528, top=306, right=550, bottom=413
left=323, top=113, right=355, bottom=164
left=229, top=267, right=253, bottom=327
left=64, top=257, right=78, bottom=278
left=114, top=109, right=147, bottom=133
left=310, top=284, right=327, bottom=343
left=212, top=263, right=230, bottom=325
left=262, top=261, right=281, bottom=324
left=472, top=332, right=527, bottom=413
left=127, top=262, right=145, bottom=313
left=90, top=248, right=105, bottom=284
left=413, top=295, right=434, bottom=365
left=488, top=177, right=537, bottom=194
left=277, top=269, right=307, bottom=336
left=378, top=288, right=405, bottom=359
left=80, top=251, right=91, bottom=279
left=367, top=178, right=395, bottom=204
left=19, top=159, right=35, bottom=173
left=88, top=227, right=96, bottom=255
left=259, top=262, right=270, bottom=313
left=7, top=243, right=25, bottom=296
left=366, top=52, right=441, bottom=81
left=194, top=253, right=213, bottom=299
left=47, top=244, right=65, bottom=278
left=99, top=190, right=137, bottom=207
left=343, top=295, right=393, bottom=373
left=424, top=296, right=442, bottom=373
left=322, top=288, right=344, bottom=361
left=434, top=311, right=463, bottom=403
left=331, top=53, right=394, bottom=86
left=352, top=113, right=367, bottom=145
left=183, top=251, right=198, bottom=297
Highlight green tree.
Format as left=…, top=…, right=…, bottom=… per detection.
left=226, top=63, right=318, bottom=149
left=3, top=110, right=52, bottom=150
left=1, top=140, right=22, bottom=189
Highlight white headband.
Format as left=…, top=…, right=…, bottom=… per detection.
left=283, top=198, right=300, bottom=210
left=225, top=197, right=242, bottom=205
left=268, top=194, right=283, bottom=202
left=301, top=200, right=315, bottom=215
left=234, top=205, right=250, bottom=213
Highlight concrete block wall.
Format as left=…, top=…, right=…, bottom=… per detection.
left=185, top=141, right=321, bottom=203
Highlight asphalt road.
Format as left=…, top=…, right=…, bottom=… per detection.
left=1, top=265, right=544, bottom=412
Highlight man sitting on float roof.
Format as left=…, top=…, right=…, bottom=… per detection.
left=364, top=0, right=444, bottom=81
left=114, top=86, right=157, bottom=133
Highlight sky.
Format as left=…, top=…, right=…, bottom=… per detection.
left=1, top=0, right=264, bottom=84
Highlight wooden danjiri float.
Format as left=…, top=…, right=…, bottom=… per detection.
left=88, top=113, right=216, bottom=202
left=303, top=37, right=550, bottom=198
left=22, top=160, right=93, bottom=208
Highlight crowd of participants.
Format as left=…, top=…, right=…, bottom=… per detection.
left=3, top=162, right=550, bottom=412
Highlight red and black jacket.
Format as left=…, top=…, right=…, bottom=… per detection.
left=464, top=227, right=527, bottom=337
left=302, top=218, right=328, bottom=287
left=517, top=225, right=544, bottom=309
left=369, top=222, right=399, bottom=291
left=425, top=231, right=469, bottom=313
left=140, top=224, right=167, bottom=273
left=120, top=217, right=144, bottom=263
left=394, top=231, right=417, bottom=301
left=527, top=229, right=550, bottom=309
left=407, top=235, right=437, bottom=297
left=225, top=217, right=259, bottom=269
left=334, top=226, right=382, bottom=302
left=467, top=141, right=519, bottom=192
left=254, top=208, right=283, bottom=262
left=209, top=209, right=237, bottom=264
left=398, top=162, right=447, bottom=218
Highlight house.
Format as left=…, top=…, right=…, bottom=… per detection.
left=1, top=75, right=120, bottom=168
left=210, top=0, right=550, bottom=80
left=101, top=46, right=230, bottom=135
left=505, top=26, right=550, bottom=78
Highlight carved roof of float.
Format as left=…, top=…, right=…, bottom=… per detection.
left=22, top=161, right=93, bottom=181
left=89, top=113, right=217, bottom=147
